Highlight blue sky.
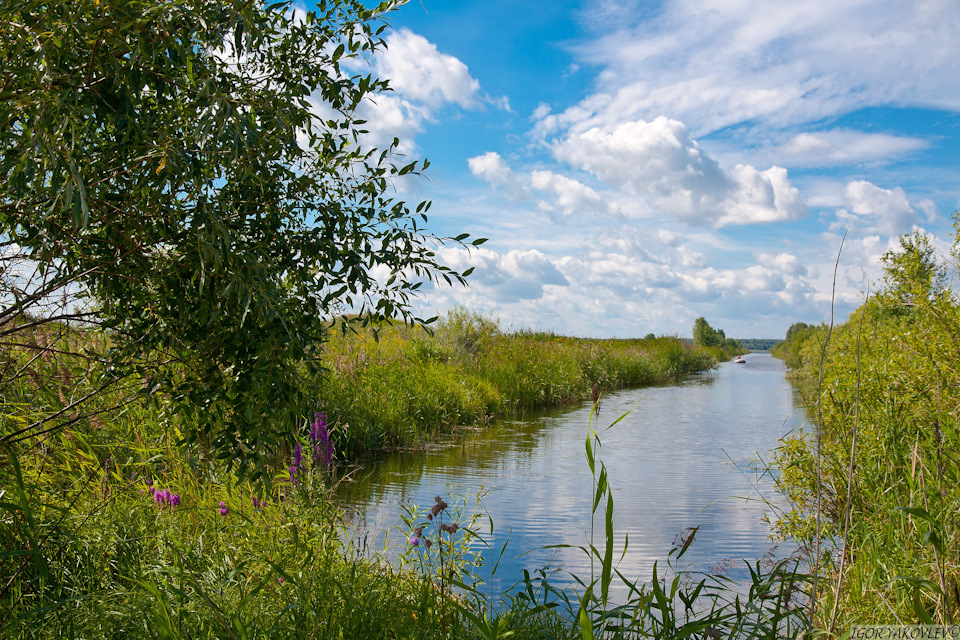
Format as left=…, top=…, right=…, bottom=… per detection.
left=342, top=0, right=960, bottom=338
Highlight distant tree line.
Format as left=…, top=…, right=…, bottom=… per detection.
left=739, top=338, right=780, bottom=351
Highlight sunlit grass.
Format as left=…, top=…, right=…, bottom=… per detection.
left=319, top=308, right=718, bottom=456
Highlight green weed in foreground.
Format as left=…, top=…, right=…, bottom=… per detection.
left=386, top=401, right=812, bottom=640
left=522, top=401, right=811, bottom=640
left=2, top=394, right=814, bottom=639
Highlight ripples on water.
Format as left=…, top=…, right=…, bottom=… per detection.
left=336, top=353, right=806, bottom=596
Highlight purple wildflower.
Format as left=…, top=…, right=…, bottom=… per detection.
left=292, top=442, right=303, bottom=467
left=150, top=487, right=180, bottom=509
left=309, top=412, right=333, bottom=468
left=309, top=412, right=323, bottom=442
left=252, top=497, right=262, bottom=509
left=289, top=442, right=305, bottom=483
left=409, top=535, right=420, bottom=547
left=218, top=501, right=228, bottom=516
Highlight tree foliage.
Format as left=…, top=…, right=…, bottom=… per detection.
left=692, top=316, right=742, bottom=354
left=770, top=321, right=822, bottom=370
left=0, top=0, right=478, bottom=476
left=692, top=317, right=720, bottom=348
left=877, top=230, right=949, bottom=313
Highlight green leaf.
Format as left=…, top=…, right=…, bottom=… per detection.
left=578, top=598, right=595, bottom=640
left=601, top=490, right=614, bottom=606
left=585, top=435, right=595, bottom=474
left=897, top=506, right=936, bottom=525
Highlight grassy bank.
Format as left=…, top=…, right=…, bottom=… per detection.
left=772, top=229, right=960, bottom=630
left=319, top=308, right=719, bottom=456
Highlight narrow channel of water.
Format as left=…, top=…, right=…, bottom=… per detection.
left=336, top=352, right=806, bottom=596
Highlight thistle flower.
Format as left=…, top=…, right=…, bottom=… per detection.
left=430, top=496, right=448, bottom=517
left=409, top=535, right=420, bottom=546
left=439, top=522, right=459, bottom=534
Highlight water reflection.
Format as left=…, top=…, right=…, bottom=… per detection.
left=336, top=353, right=806, bottom=597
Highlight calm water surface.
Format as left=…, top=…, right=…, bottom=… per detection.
left=336, top=353, right=806, bottom=594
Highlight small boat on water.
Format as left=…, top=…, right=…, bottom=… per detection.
left=734, top=355, right=746, bottom=364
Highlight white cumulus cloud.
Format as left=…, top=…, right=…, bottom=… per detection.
left=564, top=0, right=960, bottom=137
left=837, top=180, right=927, bottom=236
left=553, top=117, right=806, bottom=226
left=376, top=28, right=480, bottom=107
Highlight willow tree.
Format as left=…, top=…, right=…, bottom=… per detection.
left=0, top=0, right=478, bottom=475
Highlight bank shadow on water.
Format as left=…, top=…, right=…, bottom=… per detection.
left=335, top=353, right=807, bottom=598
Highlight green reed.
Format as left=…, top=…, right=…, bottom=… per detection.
left=773, top=228, right=960, bottom=630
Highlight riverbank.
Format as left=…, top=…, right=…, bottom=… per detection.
left=319, top=308, right=722, bottom=457
left=771, top=230, right=960, bottom=630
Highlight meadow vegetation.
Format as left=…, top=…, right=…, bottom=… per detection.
left=772, top=223, right=960, bottom=632
left=1, top=309, right=799, bottom=639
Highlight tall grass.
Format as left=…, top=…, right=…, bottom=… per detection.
left=319, top=308, right=718, bottom=456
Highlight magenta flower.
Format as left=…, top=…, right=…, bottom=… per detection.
left=292, top=442, right=303, bottom=467
left=150, top=487, right=180, bottom=509
left=218, top=501, right=228, bottom=515
left=409, top=535, right=420, bottom=547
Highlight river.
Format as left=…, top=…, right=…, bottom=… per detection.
left=335, top=352, right=806, bottom=597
